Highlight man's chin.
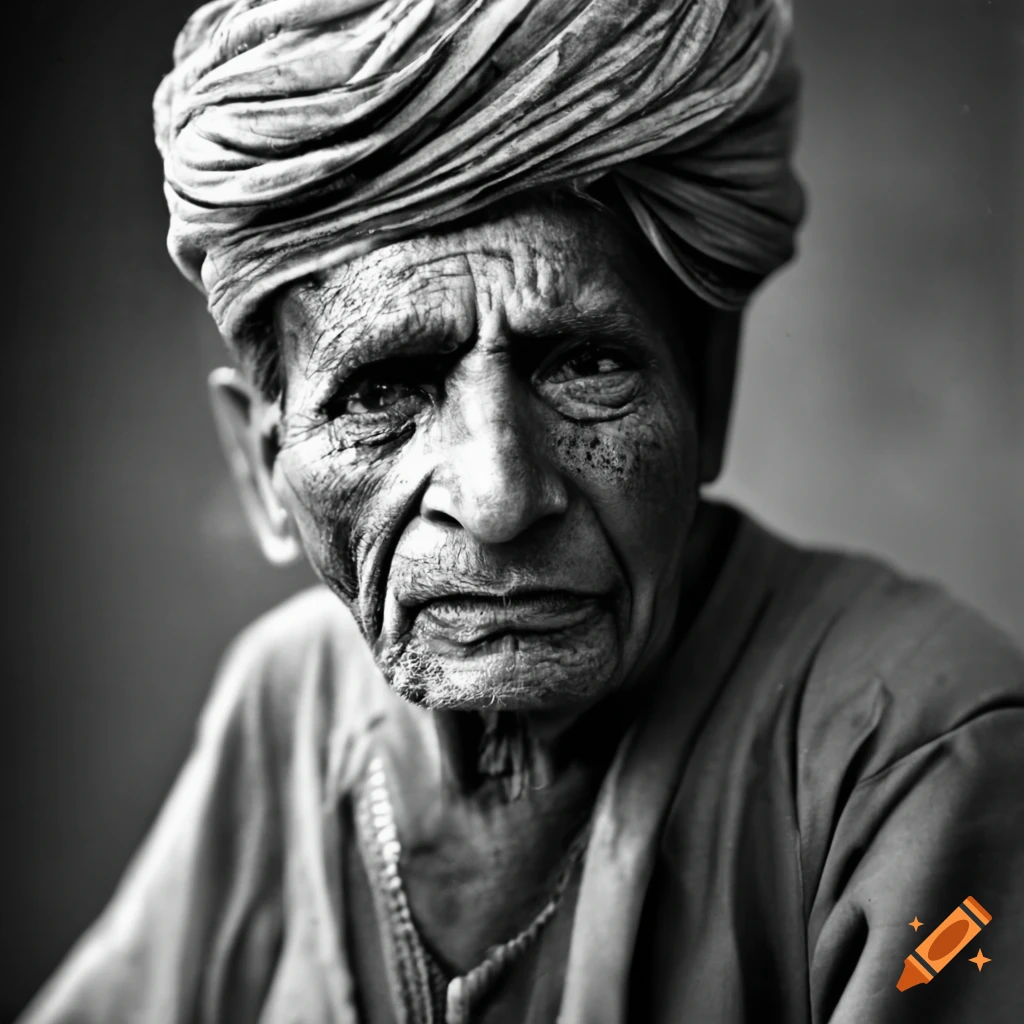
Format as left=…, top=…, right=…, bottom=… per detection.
left=382, top=630, right=622, bottom=712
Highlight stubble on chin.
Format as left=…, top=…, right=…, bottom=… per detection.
left=376, top=619, right=624, bottom=712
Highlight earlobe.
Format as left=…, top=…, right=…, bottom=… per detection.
left=208, top=367, right=302, bottom=566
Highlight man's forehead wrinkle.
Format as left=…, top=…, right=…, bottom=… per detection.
left=282, top=264, right=477, bottom=388
left=278, top=279, right=365, bottom=376
left=273, top=291, right=335, bottom=396
left=458, top=240, right=581, bottom=336
left=282, top=268, right=404, bottom=380
left=279, top=207, right=639, bottom=384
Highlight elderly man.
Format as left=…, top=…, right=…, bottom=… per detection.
left=21, top=1, right=1024, bottom=1022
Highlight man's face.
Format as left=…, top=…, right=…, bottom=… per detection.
left=270, top=200, right=703, bottom=712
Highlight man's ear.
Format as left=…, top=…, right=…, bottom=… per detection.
left=207, top=367, right=302, bottom=566
left=694, top=309, right=742, bottom=485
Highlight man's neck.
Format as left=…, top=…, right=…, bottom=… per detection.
left=430, top=701, right=627, bottom=803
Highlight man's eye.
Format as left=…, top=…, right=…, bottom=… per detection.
left=544, top=350, right=629, bottom=384
left=328, top=380, right=422, bottom=417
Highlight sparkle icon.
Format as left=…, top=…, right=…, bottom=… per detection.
left=968, top=950, right=990, bottom=972
left=909, top=917, right=923, bottom=932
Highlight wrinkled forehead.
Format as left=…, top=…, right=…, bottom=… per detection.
left=274, top=201, right=653, bottom=368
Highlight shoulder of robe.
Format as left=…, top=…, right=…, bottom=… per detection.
left=199, top=585, right=381, bottom=764
left=792, top=550, right=1024, bottom=804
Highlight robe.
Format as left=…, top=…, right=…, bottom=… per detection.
left=20, top=505, right=1024, bottom=1023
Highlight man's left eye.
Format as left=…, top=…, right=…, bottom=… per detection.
left=544, top=350, right=629, bottom=383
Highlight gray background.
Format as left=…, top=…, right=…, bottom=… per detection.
left=3, top=0, right=1022, bottom=1018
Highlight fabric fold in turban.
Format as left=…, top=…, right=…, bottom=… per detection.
left=155, top=0, right=805, bottom=347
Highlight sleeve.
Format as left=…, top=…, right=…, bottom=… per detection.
left=807, top=703, right=1024, bottom=1024
left=17, top=630, right=288, bottom=1024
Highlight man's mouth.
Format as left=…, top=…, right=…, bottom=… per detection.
left=414, top=590, right=605, bottom=647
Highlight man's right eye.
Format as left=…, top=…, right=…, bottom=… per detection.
left=333, top=379, right=422, bottom=416
left=318, top=357, right=438, bottom=422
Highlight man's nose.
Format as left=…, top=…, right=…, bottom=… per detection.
left=420, top=381, right=568, bottom=545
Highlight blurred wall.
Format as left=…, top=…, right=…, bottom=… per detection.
left=716, top=0, right=1024, bottom=643
left=2, top=0, right=1021, bottom=1018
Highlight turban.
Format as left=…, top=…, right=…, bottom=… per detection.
left=154, top=0, right=804, bottom=347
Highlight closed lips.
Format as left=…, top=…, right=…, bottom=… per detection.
left=417, top=591, right=603, bottom=634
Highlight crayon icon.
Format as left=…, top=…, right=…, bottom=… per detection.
left=897, top=897, right=992, bottom=991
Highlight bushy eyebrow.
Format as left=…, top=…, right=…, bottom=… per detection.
left=305, top=304, right=650, bottom=384
left=514, top=308, right=649, bottom=349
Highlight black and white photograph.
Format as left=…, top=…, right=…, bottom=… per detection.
left=5, top=1, right=1023, bottom=1021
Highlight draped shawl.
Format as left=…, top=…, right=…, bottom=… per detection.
left=154, top=0, right=805, bottom=347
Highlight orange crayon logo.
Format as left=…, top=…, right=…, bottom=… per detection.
left=897, top=897, right=992, bottom=992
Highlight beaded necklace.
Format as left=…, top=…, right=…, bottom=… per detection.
left=356, top=756, right=590, bottom=1024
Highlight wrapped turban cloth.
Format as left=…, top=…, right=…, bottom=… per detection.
left=154, top=0, right=805, bottom=348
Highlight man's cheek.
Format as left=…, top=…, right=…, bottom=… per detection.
left=619, top=403, right=694, bottom=507
left=580, top=412, right=695, bottom=592
left=281, top=447, right=396, bottom=616
left=553, top=407, right=692, bottom=515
